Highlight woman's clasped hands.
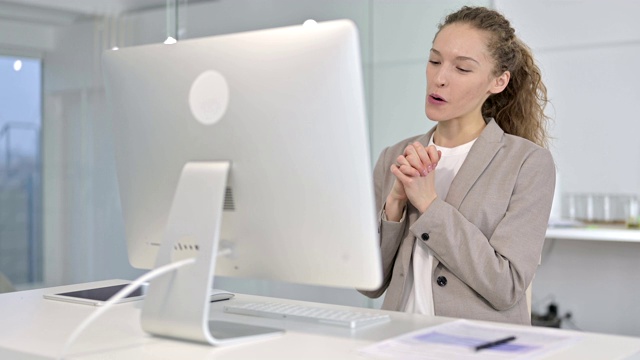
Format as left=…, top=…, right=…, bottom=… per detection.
left=388, top=142, right=441, bottom=214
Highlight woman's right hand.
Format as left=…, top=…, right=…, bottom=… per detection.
left=385, top=179, right=408, bottom=222
left=385, top=143, right=440, bottom=221
left=385, top=148, right=422, bottom=221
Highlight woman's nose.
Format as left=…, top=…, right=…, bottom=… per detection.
left=434, top=69, right=447, bottom=87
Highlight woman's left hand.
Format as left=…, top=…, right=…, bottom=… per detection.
left=391, top=143, right=441, bottom=213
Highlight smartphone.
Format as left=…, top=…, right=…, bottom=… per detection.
left=43, top=283, right=146, bottom=306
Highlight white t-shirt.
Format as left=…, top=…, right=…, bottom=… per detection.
left=403, top=134, right=476, bottom=315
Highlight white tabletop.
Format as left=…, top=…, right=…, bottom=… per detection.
left=546, top=226, right=640, bottom=243
left=1, top=279, right=640, bottom=359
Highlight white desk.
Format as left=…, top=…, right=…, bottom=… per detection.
left=1, top=279, right=640, bottom=359
left=546, top=226, right=640, bottom=243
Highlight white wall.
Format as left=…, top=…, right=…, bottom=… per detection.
left=496, top=0, right=640, bottom=337
left=0, top=19, right=54, bottom=55
left=497, top=0, right=640, bottom=196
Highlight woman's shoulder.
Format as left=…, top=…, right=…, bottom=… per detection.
left=478, top=120, right=554, bottom=172
left=502, top=132, right=551, bottom=155
left=499, top=133, right=555, bottom=171
left=484, top=119, right=551, bottom=159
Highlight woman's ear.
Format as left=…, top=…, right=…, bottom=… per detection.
left=490, top=71, right=510, bottom=94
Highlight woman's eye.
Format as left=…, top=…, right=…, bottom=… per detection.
left=457, top=67, right=471, bottom=73
left=428, top=60, right=440, bottom=65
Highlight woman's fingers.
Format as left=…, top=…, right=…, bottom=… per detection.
left=425, top=145, right=440, bottom=169
left=402, top=143, right=442, bottom=176
left=404, top=142, right=429, bottom=176
left=395, top=155, right=421, bottom=177
left=413, top=142, right=433, bottom=174
left=390, top=163, right=412, bottom=184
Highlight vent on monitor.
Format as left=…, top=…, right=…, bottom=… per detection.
left=224, top=187, right=235, bottom=211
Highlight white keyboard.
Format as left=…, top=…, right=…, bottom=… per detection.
left=224, top=302, right=390, bottom=329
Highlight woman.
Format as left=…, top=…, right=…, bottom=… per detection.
left=359, top=6, right=555, bottom=325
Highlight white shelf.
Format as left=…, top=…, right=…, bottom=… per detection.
left=546, top=226, right=640, bottom=243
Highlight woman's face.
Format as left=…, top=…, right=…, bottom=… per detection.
left=425, top=23, right=507, bottom=124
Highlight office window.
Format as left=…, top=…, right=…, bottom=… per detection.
left=0, top=55, right=42, bottom=287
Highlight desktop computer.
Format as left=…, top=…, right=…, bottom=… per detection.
left=102, top=19, right=383, bottom=345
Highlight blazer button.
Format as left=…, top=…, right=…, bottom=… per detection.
left=436, top=276, right=447, bottom=287
left=421, top=233, right=430, bottom=241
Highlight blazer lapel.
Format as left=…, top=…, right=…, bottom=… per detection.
left=445, top=120, right=504, bottom=209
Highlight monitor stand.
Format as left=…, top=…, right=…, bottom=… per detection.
left=140, top=162, right=283, bottom=345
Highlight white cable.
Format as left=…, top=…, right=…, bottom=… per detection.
left=58, top=258, right=196, bottom=360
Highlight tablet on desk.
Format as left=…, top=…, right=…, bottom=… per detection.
left=43, top=283, right=146, bottom=306
left=43, top=284, right=234, bottom=306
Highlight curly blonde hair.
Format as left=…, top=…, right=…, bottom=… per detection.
left=438, top=6, right=550, bottom=148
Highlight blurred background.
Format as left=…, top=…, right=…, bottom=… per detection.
left=1, top=0, right=639, bottom=338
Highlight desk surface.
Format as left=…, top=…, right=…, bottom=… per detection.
left=546, top=226, right=640, bottom=243
left=1, top=279, right=640, bottom=359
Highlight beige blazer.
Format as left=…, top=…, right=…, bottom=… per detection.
left=359, top=119, right=555, bottom=325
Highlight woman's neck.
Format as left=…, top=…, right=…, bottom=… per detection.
left=433, top=117, right=486, bottom=148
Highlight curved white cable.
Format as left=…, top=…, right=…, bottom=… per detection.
left=58, top=258, right=196, bottom=360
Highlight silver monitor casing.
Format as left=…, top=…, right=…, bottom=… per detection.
left=103, top=19, right=382, bottom=344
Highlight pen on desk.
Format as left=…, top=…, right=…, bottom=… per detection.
left=474, top=335, right=516, bottom=351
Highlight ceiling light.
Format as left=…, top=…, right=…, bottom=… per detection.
left=303, top=19, right=318, bottom=27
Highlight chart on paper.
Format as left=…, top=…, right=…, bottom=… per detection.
left=359, top=319, right=582, bottom=359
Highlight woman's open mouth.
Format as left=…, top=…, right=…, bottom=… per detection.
left=428, top=93, right=447, bottom=104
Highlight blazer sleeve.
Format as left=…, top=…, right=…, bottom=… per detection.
left=409, top=147, right=555, bottom=310
left=358, top=146, right=407, bottom=299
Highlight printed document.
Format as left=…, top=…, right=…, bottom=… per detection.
left=359, top=319, right=582, bottom=359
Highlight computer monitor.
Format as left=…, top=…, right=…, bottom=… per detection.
left=102, top=20, right=381, bottom=344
